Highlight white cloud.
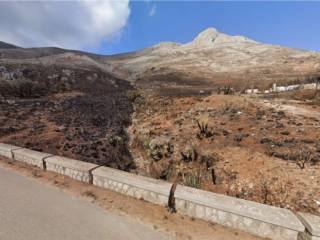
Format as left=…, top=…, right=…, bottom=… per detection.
left=149, top=4, right=156, bottom=17
left=0, top=0, right=130, bottom=49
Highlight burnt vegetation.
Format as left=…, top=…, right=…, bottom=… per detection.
left=0, top=63, right=136, bottom=171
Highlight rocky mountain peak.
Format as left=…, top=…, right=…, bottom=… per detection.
left=188, top=27, right=257, bottom=47
left=192, top=27, right=220, bottom=45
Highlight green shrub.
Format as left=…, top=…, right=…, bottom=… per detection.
left=184, top=171, right=201, bottom=189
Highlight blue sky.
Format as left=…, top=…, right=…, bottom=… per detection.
left=0, top=1, right=319, bottom=54
left=90, top=1, right=320, bottom=55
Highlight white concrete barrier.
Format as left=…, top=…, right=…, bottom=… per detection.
left=174, top=184, right=304, bottom=240
left=12, top=148, right=52, bottom=169
left=92, top=166, right=172, bottom=206
left=0, top=143, right=313, bottom=240
left=297, top=212, right=320, bottom=240
left=45, top=155, right=99, bottom=183
left=0, top=143, right=22, bottom=159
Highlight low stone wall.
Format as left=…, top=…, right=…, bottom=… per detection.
left=3, top=143, right=320, bottom=240
left=174, top=184, right=305, bottom=240
left=297, top=213, right=320, bottom=240
left=0, top=143, right=22, bottom=159
left=45, top=156, right=99, bottom=183
left=92, top=166, right=172, bottom=206
left=12, top=148, right=52, bottom=169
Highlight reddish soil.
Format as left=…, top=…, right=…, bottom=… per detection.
left=129, top=93, right=320, bottom=215
left=1, top=60, right=319, bottom=217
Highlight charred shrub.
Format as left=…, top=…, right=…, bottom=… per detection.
left=0, top=78, right=47, bottom=98
left=181, top=145, right=197, bottom=162
left=218, top=86, right=235, bottom=95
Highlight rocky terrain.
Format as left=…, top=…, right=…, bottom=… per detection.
left=106, top=28, right=320, bottom=92
left=128, top=93, right=320, bottom=214
left=0, top=27, right=320, bottom=214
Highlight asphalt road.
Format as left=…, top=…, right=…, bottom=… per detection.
left=0, top=166, right=172, bottom=240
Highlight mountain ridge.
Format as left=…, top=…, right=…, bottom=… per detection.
left=0, top=41, right=19, bottom=49
left=1, top=27, right=320, bottom=91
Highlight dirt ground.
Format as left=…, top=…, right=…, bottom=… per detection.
left=1, top=64, right=319, bottom=217
left=0, top=156, right=264, bottom=240
left=0, top=63, right=136, bottom=170
left=129, top=92, right=320, bottom=215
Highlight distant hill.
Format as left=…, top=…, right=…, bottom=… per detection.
left=1, top=28, right=320, bottom=91
left=0, top=41, right=19, bottom=49
left=106, top=27, right=320, bottom=90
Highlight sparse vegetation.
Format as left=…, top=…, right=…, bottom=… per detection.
left=140, top=136, right=173, bottom=161
left=219, top=102, right=242, bottom=115
left=197, top=120, right=208, bottom=134
left=217, top=86, right=235, bottom=95
left=295, top=147, right=312, bottom=169
left=196, top=120, right=213, bottom=138
left=129, top=93, right=320, bottom=214
left=258, top=173, right=272, bottom=204
left=127, top=90, right=141, bottom=102
left=201, top=152, right=222, bottom=168
left=0, top=78, right=47, bottom=98
left=181, top=145, right=197, bottom=162
left=184, top=170, right=201, bottom=189
left=1, top=45, right=320, bottom=216
left=108, top=135, right=125, bottom=147
left=82, top=190, right=97, bottom=200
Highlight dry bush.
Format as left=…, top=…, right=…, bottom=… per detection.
left=140, top=136, right=173, bottom=161
left=196, top=120, right=214, bottom=138
left=200, top=152, right=222, bottom=169
left=217, top=86, right=235, bottom=95
left=184, top=171, right=201, bottom=189
left=196, top=114, right=215, bottom=139
left=174, top=162, right=202, bottom=189
left=258, top=172, right=272, bottom=204
left=181, top=145, right=197, bottom=162
left=82, top=190, right=97, bottom=200
left=126, top=90, right=141, bottom=102
left=159, top=163, right=174, bottom=180
left=218, top=102, right=243, bottom=115
left=295, top=147, right=312, bottom=169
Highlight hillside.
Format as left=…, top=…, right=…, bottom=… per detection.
left=0, top=41, right=19, bottom=49
left=106, top=28, right=320, bottom=92
left=0, top=49, right=135, bottom=170
left=0, top=28, right=320, bottom=214
left=1, top=28, right=320, bottom=92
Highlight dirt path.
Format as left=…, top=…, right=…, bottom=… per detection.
left=259, top=99, right=320, bottom=119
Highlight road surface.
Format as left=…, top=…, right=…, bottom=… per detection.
left=0, top=166, right=172, bottom=240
